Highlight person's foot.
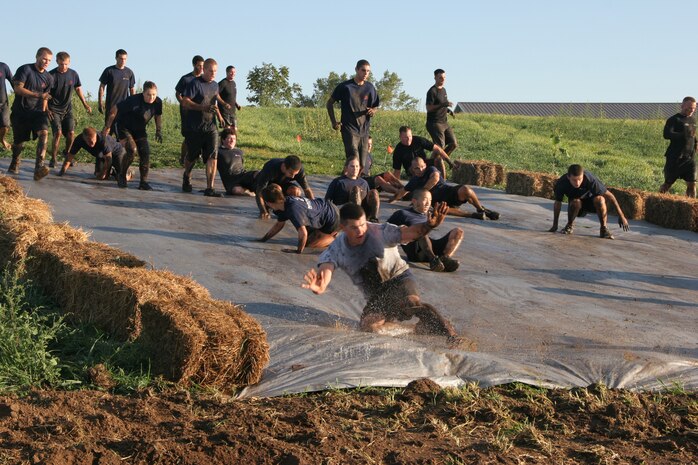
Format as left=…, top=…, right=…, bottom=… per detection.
left=138, top=181, right=153, bottom=191
left=429, top=256, right=445, bottom=272
left=600, top=226, right=615, bottom=240
left=203, top=187, right=222, bottom=198
left=33, top=165, right=50, bottom=181
left=48, top=158, right=56, bottom=168
left=561, top=224, right=574, bottom=235
left=368, top=216, right=380, bottom=223
left=470, top=211, right=486, bottom=220
left=440, top=255, right=460, bottom=272
left=1, top=141, right=11, bottom=151
left=7, top=160, right=19, bottom=174
left=182, top=175, right=193, bottom=193
left=479, top=208, right=500, bottom=220
left=117, top=173, right=128, bottom=188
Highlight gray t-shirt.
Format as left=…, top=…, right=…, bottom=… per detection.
left=318, top=223, right=409, bottom=292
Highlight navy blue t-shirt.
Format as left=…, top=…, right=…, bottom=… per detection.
left=49, top=68, right=82, bottom=114
left=0, top=62, right=13, bottom=104
left=554, top=171, right=607, bottom=202
left=404, top=166, right=444, bottom=192
left=115, top=94, right=163, bottom=132
left=218, top=78, right=237, bottom=115
left=392, top=135, right=435, bottom=173
left=387, top=207, right=427, bottom=227
left=274, top=197, right=338, bottom=230
left=12, top=63, right=54, bottom=113
left=255, top=158, right=310, bottom=191
left=175, top=72, right=198, bottom=118
left=331, top=78, right=379, bottom=136
left=182, top=76, right=219, bottom=132
left=69, top=132, right=122, bottom=158
left=99, top=65, right=135, bottom=112
left=325, top=175, right=369, bottom=205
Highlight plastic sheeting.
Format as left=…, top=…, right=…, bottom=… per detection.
left=11, top=161, right=697, bottom=397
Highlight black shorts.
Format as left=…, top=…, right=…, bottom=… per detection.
left=50, top=111, right=75, bottom=135
left=184, top=129, right=218, bottom=163
left=0, top=102, right=9, bottom=128
left=362, top=175, right=378, bottom=190
left=432, top=184, right=463, bottom=207
left=571, top=197, right=598, bottom=217
left=115, top=123, right=147, bottom=142
left=11, top=110, right=49, bottom=143
left=362, top=272, right=419, bottom=321
left=664, top=157, right=697, bottom=184
left=402, top=234, right=450, bottom=262
left=426, top=121, right=457, bottom=149
left=220, top=111, right=237, bottom=128
left=224, top=170, right=257, bottom=193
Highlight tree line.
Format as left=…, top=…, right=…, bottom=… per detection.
left=245, top=63, right=418, bottom=111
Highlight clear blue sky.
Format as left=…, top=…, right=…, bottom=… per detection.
left=2, top=0, right=694, bottom=106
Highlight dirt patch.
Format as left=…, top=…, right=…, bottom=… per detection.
left=0, top=384, right=694, bottom=464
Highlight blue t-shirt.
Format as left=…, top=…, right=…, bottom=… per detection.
left=404, top=166, right=444, bottom=192
left=175, top=72, right=198, bottom=118
left=99, top=65, right=135, bottom=112
left=325, top=175, right=369, bottom=205
left=12, top=63, right=54, bottom=113
left=554, top=171, right=607, bottom=202
left=255, top=158, right=310, bottom=191
left=274, top=197, right=338, bottom=230
left=387, top=207, right=427, bottom=227
left=0, top=62, right=13, bottom=104
left=182, top=76, right=219, bottom=132
left=49, top=68, right=82, bottom=114
left=69, top=132, right=122, bottom=158
left=115, top=94, right=163, bottom=132
left=331, top=78, right=379, bottom=136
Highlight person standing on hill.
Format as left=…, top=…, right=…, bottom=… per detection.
left=6, top=47, right=54, bottom=180
left=0, top=60, right=14, bottom=151
left=98, top=49, right=135, bottom=132
left=426, top=69, right=458, bottom=158
left=660, top=96, right=697, bottom=198
left=218, top=65, right=240, bottom=133
left=326, top=59, right=380, bottom=171
left=175, top=55, right=204, bottom=165
left=48, top=51, right=92, bottom=168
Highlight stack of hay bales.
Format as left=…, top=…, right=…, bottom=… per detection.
left=451, top=160, right=505, bottom=187
left=505, top=170, right=559, bottom=200
left=607, top=187, right=648, bottom=220
left=644, top=193, right=698, bottom=232
left=0, top=175, right=269, bottom=389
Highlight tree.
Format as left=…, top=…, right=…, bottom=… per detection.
left=311, top=71, right=349, bottom=107
left=374, top=70, right=419, bottom=111
left=246, top=63, right=303, bottom=107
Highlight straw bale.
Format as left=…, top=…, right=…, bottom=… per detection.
left=0, top=195, right=53, bottom=224
left=451, top=160, right=505, bottom=187
left=607, top=187, right=647, bottom=220
left=0, top=221, right=84, bottom=270
left=505, top=170, right=559, bottom=199
left=644, top=194, right=698, bottom=232
left=0, top=175, right=25, bottom=198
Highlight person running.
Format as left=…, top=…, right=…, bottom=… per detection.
left=326, top=59, right=379, bottom=170
left=48, top=51, right=92, bottom=168
left=361, top=136, right=404, bottom=195
left=387, top=189, right=463, bottom=272
left=103, top=81, right=162, bottom=190
left=59, top=126, right=131, bottom=184
left=98, top=49, right=135, bottom=131
left=325, top=157, right=380, bottom=222
left=6, top=47, right=54, bottom=180
left=218, top=65, right=240, bottom=133
left=0, top=60, right=14, bottom=151
left=255, top=155, right=315, bottom=218
left=659, top=96, right=697, bottom=198
left=391, top=157, right=500, bottom=221
left=426, top=69, right=458, bottom=157
left=549, top=164, right=629, bottom=239
left=301, top=202, right=462, bottom=344
left=175, top=55, right=204, bottom=165
left=392, top=125, right=452, bottom=181
left=217, top=128, right=257, bottom=196
left=259, top=184, right=340, bottom=254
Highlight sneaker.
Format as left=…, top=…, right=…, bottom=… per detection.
left=600, top=226, right=615, bottom=240
left=561, top=224, right=574, bottom=235
left=440, top=256, right=460, bottom=272
left=368, top=216, right=380, bottom=224
left=429, top=256, right=445, bottom=272
left=138, top=181, right=153, bottom=191
left=480, top=208, right=500, bottom=220
left=33, top=165, right=49, bottom=181
left=7, top=160, right=19, bottom=174
left=48, top=158, right=56, bottom=168
left=182, top=175, right=193, bottom=193
left=203, top=188, right=222, bottom=198
left=471, top=211, right=486, bottom=220
left=117, top=172, right=128, bottom=188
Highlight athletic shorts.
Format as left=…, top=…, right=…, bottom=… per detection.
left=426, top=121, right=457, bottom=149
left=431, top=184, right=463, bottom=207
left=571, top=197, right=598, bottom=217
left=664, top=157, right=697, bottom=184
left=224, top=170, right=257, bottom=193
left=402, top=234, right=450, bottom=262
left=0, top=102, right=9, bottom=128
left=10, top=110, right=49, bottom=143
left=184, top=129, right=218, bottom=163
left=114, top=123, right=147, bottom=142
left=50, top=111, right=75, bottom=135
left=362, top=175, right=378, bottom=190
left=362, top=272, right=419, bottom=321
left=220, top=111, right=237, bottom=128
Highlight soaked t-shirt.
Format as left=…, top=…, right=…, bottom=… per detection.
left=255, top=158, right=310, bottom=191
left=99, top=65, right=135, bottom=112
left=69, top=132, right=122, bottom=158
left=175, top=72, right=198, bottom=119
left=182, top=76, right=219, bottom=132
left=218, top=78, right=237, bottom=116
left=554, top=171, right=607, bottom=202
left=49, top=68, right=82, bottom=114
left=12, top=63, right=54, bottom=113
left=274, top=197, right=338, bottom=230
left=426, top=85, right=449, bottom=124
left=392, top=136, right=435, bottom=173
left=387, top=207, right=427, bottom=227
left=325, top=175, right=369, bottom=205
left=663, top=112, right=697, bottom=162
left=331, top=78, right=379, bottom=136
left=115, top=94, right=163, bottom=133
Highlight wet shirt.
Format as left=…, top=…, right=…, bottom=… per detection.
left=331, top=78, right=379, bottom=136
left=48, top=68, right=82, bottom=114
left=426, top=85, right=448, bottom=124
left=115, top=94, right=163, bottom=133
left=387, top=207, right=427, bottom=227
left=404, top=166, right=444, bottom=192
left=392, top=136, right=435, bottom=173
left=175, top=72, right=198, bottom=118
left=273, top=197, right=338, bottom=230
left=325, top=175, right=369, bottom=205
left=255, top=158, right=310, bottom=191
left=0, top=62, right=13, bottom=104
left=69, top=133, right=121, bottom=158
left=554, top=171, right=607, bottom=202
left=11, top=63, right=54, bottom=113
left=218, top=78, right=237, bottom=115
left=318, top=223, right=410, bottom=291
left=182, top=76, right=219, bottom=131
left=663, top=112, right=697, bottom=162
left=99, top=66, right=135, bottom=111
left=218, top=146, right=245, bottom=177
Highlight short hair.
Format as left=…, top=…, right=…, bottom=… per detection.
left=115, top=49, right=128, bottom=58
left=56, top=51, right=70, bottom=62
left=283, top=155, right=302, bottom=171
left=36, top=47, right=52, bottom=58
left=355, top=59, right=370, bottom=69
left=204, top=58, right=218, bottom=69
left=411, top=157, right=426, bottom=167
left=412, top=188, right=430, bottom=200
left=344, top=156, right=360, bottom=168
left=567, top=164, right=584, bottom=176
left=192, top=55, right=204, bottom=66
left=261, top=184, right=285, bottom=204
left=220, top=128, right=236, bottom=139
left=434, top=68, right=445, bottom=76
left=683, top=96, right=696, bottom=104
left=340, top=203, right=365, bottom=223
left=226, top=65, right=236, bottom=72
left=143, top=81, right=157, bottom=91
left=399, top=125, right=412, bottom=134
left=82, top=127, right=97, bottom=138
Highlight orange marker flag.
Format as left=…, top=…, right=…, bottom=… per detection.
left=296, top=134, right=302, bottom=143
left=387, top=144, right=394, bottom=154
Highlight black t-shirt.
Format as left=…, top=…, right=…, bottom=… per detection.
left=387, top=207, right=427, bottom=227
left=175, top=72, right=198, bottom=119
left=115, top=94, right=163, bottom=133
left=554, top=171, right=607, bottom=202
left=0, top=62, right=13, bottom=104
left=330, top=78, right=380, bottom=135
left=404, top=165, right=446, bottom=192
left=325, top=175, right=369, bottom=205
left=218, top=78, right=237, bottom=115
left=69, top=132, right=122, bottom=158
left=426, top=85, right=448, bottom=124
left=182, top=76, right=219, bottom=131
left=392, top=135, right=435, bottom=173
left=218, top=146, right=245, bottom=177
left=99, top=65, right=135, bottom=112
left=12, top=63, right=54, bottom=113
left=49, top=68, right=82, bottom=114
left=255, top=158, right=310, bottom=191
left=274, top=197, right=338, bottom=230
left=663, top=112, right=697, bottom=162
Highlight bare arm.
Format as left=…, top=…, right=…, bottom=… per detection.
left=295, top=225, right=308, bottom=254
left=129, top=86, right=135, bottom=96
left=13, top=81, right=49, bottom=100
left=400, top=202, right=448, bottom=243
left=260, top=220, right=286, bottom=242
left=98, top=83, right=105, bottom=112
left=97, top=153, right=113, bottom=180
left=75, top=87, right=92, bottom=113
left=301, top=263, right=335, bottom=295
left=549, top=200, right=562, bottom=232
left=432, top=144, right=453, bottom=167
left=303, top=187, right=315, bottom=200
left=423, top=170, right=441, bottom=191
left=603, top=191, right=629, bottom=231
left=102, top=106, right=118, bottom=135
left=326, top=97, right=340, bottom=130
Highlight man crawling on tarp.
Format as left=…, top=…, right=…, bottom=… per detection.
left=302, top=201, right=463, bottom=346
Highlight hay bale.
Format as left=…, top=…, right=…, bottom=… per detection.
left=644, top=194, right=698, bottom=232
left=0, top=221, right=84, bottom=270
left=0, top=195, right=53, bottom=224
left=505, top=171, right=559, bottom=200
left=0, top=175, right=25, bottom=198
left=451, top=160, right=505, bottom=187
left=607, top=187, right=647, bottom=220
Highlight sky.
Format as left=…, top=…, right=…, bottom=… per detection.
left=1, top=0, right=695, bottom=106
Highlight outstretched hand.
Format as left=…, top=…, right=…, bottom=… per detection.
left=302, top=268, right=325, bottom=294
left=427, top=202, right=449, bottom=229
left=618, top=217, right=630, bottom=232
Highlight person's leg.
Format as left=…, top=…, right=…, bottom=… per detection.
left=306, top=230, right=338, bottom=249
left=49, top=120, right=62, bottom=168
left=441, top=228, right=464, bottom=258
left=426, top=122, right=445, bottom=148
left=407, top=295, right=459, bottom=339
left=203, top=130, right=220, bottom=195
left=33, top=129, right=50, bottom=180
left=660, top=161, right=677, bottom=193
left=117, top=134, right=137, bottom=188
left=358, top=133, right=369, bottom=171
left=363, top=189, right=380, bottom=221
left=434, top=156, right=447, bottom=180
left=340, top=129, right=360, bottom=160
left=443, top=125, right=458, bottom=156
left=687, top=181, right=696, bottom=198
left=135, top=137, right=152, bottom=190
left=8, top=142, right=24, bottom=173
left=0, top=127, right=10, bottom=150
left=593, top=196, right=608, bottom=227
left=415, top=236, right=445, bottom=271
left=563, top=199, right=582, bottom=233
left=349, top=185, right=362, bottom=205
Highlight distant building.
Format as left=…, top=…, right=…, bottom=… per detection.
left=454, top=102, right=680, bottom=120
